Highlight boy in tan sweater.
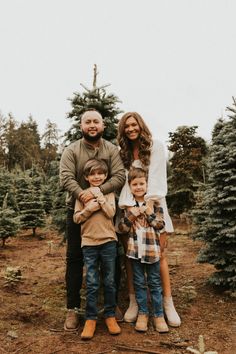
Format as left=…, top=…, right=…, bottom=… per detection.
left=73, top=158, right=121, bottom=340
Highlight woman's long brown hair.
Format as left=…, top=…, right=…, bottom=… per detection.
left=117, top=112, right=153, bottom=169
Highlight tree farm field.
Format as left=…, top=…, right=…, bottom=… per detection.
left=0, top=221, right=235, bottom=354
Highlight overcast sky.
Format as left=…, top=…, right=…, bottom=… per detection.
left=0, top=0, right=236, bottom=145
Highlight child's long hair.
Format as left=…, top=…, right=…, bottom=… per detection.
left=117, top=112, right=153, bottom=169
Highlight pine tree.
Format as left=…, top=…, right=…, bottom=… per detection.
left=41, top=119, right=60, bottom=172
left=193, top=98, right=236, bottom=290
left=65, top=64, right=122, bottom=144
left=49, top=160, right=67, bottom=236
left=0, top=112, right=7, bottom=167
left=167, top=126, right=208, bottom=215
left=0, top=168, right=18, bottom=211
left=16, top=171, right=46, bottom=237
left=0, top=193, right=19, bottom=246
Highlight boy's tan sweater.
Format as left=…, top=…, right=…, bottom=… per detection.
left=73, top=192, right=117, bottom=247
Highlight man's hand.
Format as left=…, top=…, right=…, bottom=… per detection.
left=79, top=189, right=95, bottom=204
left=85, top=199, right=100, bottom=212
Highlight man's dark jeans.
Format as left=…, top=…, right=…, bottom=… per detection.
left=65, top=208, right=121, bottom=310
left=65, top=208, right=84, bottom=309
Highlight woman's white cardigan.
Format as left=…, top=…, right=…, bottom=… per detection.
left=118, top=139, right=174, bottom=233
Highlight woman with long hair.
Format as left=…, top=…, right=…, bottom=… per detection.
left=117, top=112, right=181, bottom=327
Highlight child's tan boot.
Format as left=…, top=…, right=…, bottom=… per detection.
left=81, top=319, right=96, bottom=340
left=135, top=314, right=148, bottom=332
left=153, top=316, right=169, bottom=333
left=105, top=317, right=121, bottom=335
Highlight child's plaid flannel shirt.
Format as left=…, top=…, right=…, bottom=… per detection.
left=118, top=201, right=165, bottom=264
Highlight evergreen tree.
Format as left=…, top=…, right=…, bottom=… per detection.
left=65, top=64, right=122, bottom=144
left=16, top=116, right=42, bottom=170
left=4, top=113, right=19, bottom=170
left=167, top=125, right=208, bottom=215
left=15, top=171, right=46, bottom=237
left=0, top=112, right=7, bottom=167
left=41, top=119, right=60, bottom=172
left=0, top=193, right=19, bottom=247
left=193, top=98, right=236, bottom=290
left=48, top=160, right=67, bottom=236
left=4, top=114, right=42, bottom=170
left=0, top=168, right=18, bottom=211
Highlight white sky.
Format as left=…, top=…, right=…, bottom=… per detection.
left=0, top=0, right=236, bottom=145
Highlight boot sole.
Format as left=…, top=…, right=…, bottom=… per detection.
left=135, top=327, right=147, bottom=332
left=167, top=320, right=181, bottom=327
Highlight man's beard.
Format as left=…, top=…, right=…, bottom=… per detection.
left=82, top=130, right=103, bottom=142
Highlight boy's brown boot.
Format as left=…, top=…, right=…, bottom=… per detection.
left=81, top=320, right=96, bottom=340
left=105, top=317, right=121, bottom=335
left=64, top=309, right=79, bottom=331
left=135, top=314, right=148, bottom=332
left=153, top=316, right=169, bottom=333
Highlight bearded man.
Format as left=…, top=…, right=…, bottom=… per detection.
left=59, top=110, right=125, bottom=331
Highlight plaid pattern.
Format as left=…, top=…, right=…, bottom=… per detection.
left=118, top=202, right=165, bottom=264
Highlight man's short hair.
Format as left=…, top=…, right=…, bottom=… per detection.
left=81, top=110, right=103, bottom=121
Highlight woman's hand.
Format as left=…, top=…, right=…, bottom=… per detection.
left=159, top=232, right=168, bottom=254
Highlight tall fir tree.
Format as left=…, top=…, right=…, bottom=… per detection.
left=15, top=170, right=46, bottom=237
left=0, top=193, right=19, bottom=246
left=167, top=125, right=208, bottom=215
left=65, top=64, right=122, bottom=144
left=193, top=98, right=236, bottom=291
left=41, top=119, right=60, bottom=172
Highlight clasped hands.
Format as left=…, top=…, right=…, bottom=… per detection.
left=79, top=187, right=102, bottom=212
left=127, top=200, right=154, bottom=217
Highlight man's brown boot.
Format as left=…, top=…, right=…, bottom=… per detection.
left=81, top=320, right=96, bottom=340
left=64, top=309, right=79, bottom=331
left=105, top=317, right=121, bottom=335
left=135, top=314, right=148, bottom=332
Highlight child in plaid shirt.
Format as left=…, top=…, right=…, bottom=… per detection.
left=118, top=167, right=169, bottom=333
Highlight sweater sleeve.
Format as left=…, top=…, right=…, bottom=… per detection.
left=97, top=192, right=116, bottom=219
left=73, top=199, right=94, bottom=224
left=99, top=143, right=126, bottom=195
left=59, top=143, right=83, bottom=200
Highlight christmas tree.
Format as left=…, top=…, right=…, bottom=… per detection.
left=193, top=98, right=236, bottom=290
left=65, top=64, right=122, bottom=144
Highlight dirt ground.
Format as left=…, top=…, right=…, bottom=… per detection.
left=0, top=221, right=235, bottom=354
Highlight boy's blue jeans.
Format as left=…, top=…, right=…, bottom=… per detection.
left=131, top=259, right=163, bottom=317
left=82, top=241, right=117, bottom=320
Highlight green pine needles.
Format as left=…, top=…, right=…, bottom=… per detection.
left=193, top=98, right=236, bottom=291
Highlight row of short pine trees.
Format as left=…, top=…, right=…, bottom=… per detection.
left=0, top=160, right=66, bottom=244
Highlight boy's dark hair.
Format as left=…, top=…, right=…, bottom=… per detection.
left=83, top=158, right=108, bottom=177
left=128, top=167, right=148, bottom=184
